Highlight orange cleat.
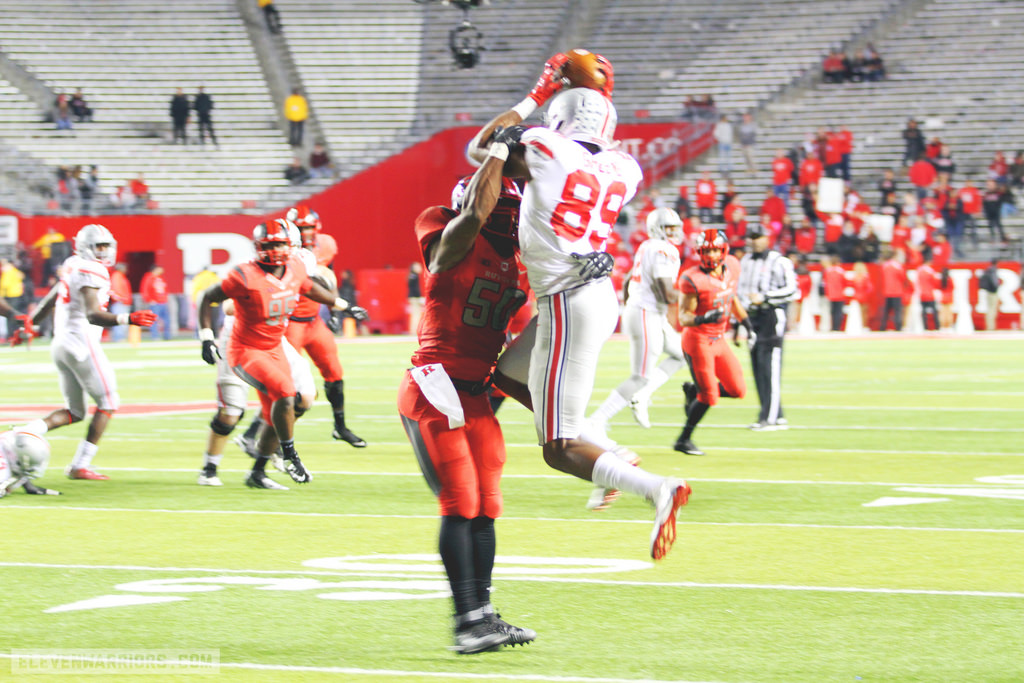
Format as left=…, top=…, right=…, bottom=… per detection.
left=650, top=479, right=691, bottom=560
left=65, top=466, right=110, bottom=481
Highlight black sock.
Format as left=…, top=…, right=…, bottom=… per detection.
left=280, top=439, right=297, bottom=459
left=243, top=415, right=262, bottom=440
left=325, top=380, right=346, bottom=429
left=682, top=401, right=710, bottom=441
left=203, top=464, right=217, bottom=477
left=252, top=456, right=269, bottom=474
left=439, top=515, right=479, bottom=617
left=471, top=516, right=496, bottom=605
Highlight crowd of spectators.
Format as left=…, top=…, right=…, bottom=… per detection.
left=822, top=44, right=885, bottom=83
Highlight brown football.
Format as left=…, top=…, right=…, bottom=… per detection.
left=561, top=48, right=608, bottom=92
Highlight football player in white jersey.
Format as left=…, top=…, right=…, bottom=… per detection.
left=588, top=207, right=686, bottom=432
left=20, top=224, right=157, bottom=480
left=0, top=428, right=60, bottom=497
left=473, top=83, right=692, bottom=560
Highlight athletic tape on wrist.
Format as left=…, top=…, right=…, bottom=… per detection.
left=488, top=142, right=509, bottom=161
left=116, top=313, right=130, bottom=326
left=511, top=98, right=537, bottom=120
left=199, top=328, right=215, bottom=342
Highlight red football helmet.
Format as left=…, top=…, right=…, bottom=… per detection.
left=289, top=204, right=321, bottom=249
left=451, top=176, right=523, bottom=251
left=253, top=219, right=291, bottom=266
left=696, top=229, right=729, bottom=271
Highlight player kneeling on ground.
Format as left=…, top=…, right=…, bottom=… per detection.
left=1, top=428, right=60, bottom=497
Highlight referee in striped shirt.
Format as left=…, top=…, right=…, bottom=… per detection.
left=736, top=225, right=797, bottom=430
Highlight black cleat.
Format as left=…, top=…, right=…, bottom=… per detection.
left=489, top=613, right=536, bottom=647
left=451, top=618, right=511, bottom=655
left=673, top=437, right=705, bottom=456
left=332, top=427, right=367, bottom=448
left=682, top=382, right=697, bottom=413
left=244, top=471, right=289, bottom=490
left=282, top=454, right=312, bottom=483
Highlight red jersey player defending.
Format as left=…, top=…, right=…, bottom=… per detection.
left=198, top=220, right=353, bottom=488
left=672, top=229, right=750, bottom=456
left=398, top=135, right=535, bottom=654
left=285, top=205, right=367, bottom=447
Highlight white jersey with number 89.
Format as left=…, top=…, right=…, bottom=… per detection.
left=519, top=127, right=642, bottom=297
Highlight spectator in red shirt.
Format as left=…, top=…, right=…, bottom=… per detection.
left=835, top=125, right=853, bottom=181
left=823, top=255, right=847, bottom=331
left=823, top=212, right=844, bottom=249
left=723, top=195, right=747, bottom=248
left=760, top=188, right=786, bottom=227
left=823, top=51, right=846, bottom=83
left=955, top=179, right=981, bottom=245
left=988, top=151, right=1008, bottom=184
left=879, top=250, right=907, bottom=331
left=929, top=230, right=951, bottom=271
left=851, top=261, right=874, bottom=329
left=694, top=171, right=717, bottom=224
left=772, top=149, right=795, bottom=206
left=799, top=155, right=823, bottom=188
left=908, top=157, right=936, bottom=201
left=917, top=251, right=939, bottom=330
left=823, top=132, right=843, bottom=178
left=141, top=264, right=172, bottom=340
left=794, top=217, right=816, bottom=254
left=789, top=253, right=812, bottom=331
left=129, top=174, right=150, bottom=210
left=109, top=262, right=133, bottom=342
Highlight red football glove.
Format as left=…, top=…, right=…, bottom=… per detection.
left=594, top=53, right=615, bottom=98
left=9, top=315, right=35, bottom=347
left=129, top=310, right=158, bottom=327
left=528, top=52, right=569, bottom=105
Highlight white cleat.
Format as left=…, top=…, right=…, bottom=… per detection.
left=586, top=486, right=621, bottom=511
left=650, top=478, right=691, bottom=561
left=197, top=474, right=223, bottom=487
left=270, top=453, right=286, bottom=473
left=629, top=398, right=652, bottom=428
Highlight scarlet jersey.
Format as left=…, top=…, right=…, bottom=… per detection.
left=411, top=206, right=526, bottom=382
left=519, top=127, right=642, bottom=296
left=917, top=263, right=938, bottom=302
left=222, top=259, right=311, bottom=350
left=290, top=248, right=322, bottom=318
left=677, top=254, right=740, bottom=337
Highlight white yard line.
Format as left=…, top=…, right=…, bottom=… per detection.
left=0, top=561, right=1019, bottom=600
left=3, top=505, right=1021, bottom=534
left=0, top=653, right=719, bottom=683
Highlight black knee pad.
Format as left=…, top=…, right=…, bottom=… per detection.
left=209, top=416, right=237, bottom=436
left=293, top=394, right=307, bottom=419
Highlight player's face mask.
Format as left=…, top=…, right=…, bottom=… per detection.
left=451, top=176, right=523, bottom=256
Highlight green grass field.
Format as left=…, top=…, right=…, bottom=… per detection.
left=1, top=335, right=1021, bottom=683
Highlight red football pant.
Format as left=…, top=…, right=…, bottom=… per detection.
left=285, top=318, right=343, bottom=382
left=228, top=343, right=295, bottom=422
left=681, top=332, right=746, bottom=406
left=397, top=373, right=505, bottom=519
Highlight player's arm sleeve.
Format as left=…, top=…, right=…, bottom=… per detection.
left=765, top=255, right=798, bottom=305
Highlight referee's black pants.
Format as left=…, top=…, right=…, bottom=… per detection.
left=748, top=306, right=786, bottom=425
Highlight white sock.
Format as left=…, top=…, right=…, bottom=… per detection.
left=203, top=452, right=224, bottom=468
left=70, top=440, right=99, bottom=470
left=590, top=390, right=629, bottom=425
left=591, top=451, right=663, bottom=502
left=20, top=419, right=49, bottom=438
left=578, top=422, right=617, bottom=452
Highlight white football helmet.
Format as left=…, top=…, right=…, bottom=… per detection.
left=12, top=430, right=50, bottom=480
left=285, top=219, right=302, bottom=252
left=544, top=87, right=617, bottom=150
left=74, top=224, right=117, bottom=266
left=646, top=207, right=685, bottom=245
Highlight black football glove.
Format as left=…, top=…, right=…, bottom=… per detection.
left=348, top=306, right=369, bottom=321
left=571, top=251, right=614, bottom=281
left=23, top=481, right=61, bottom=496
left=493, top=125, right=526, bottom=147
left=694, top=308, right=724, bottom=325
left=325, top=312, right=341, bottom=332
left=201, top=339, right=222, bottom=365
